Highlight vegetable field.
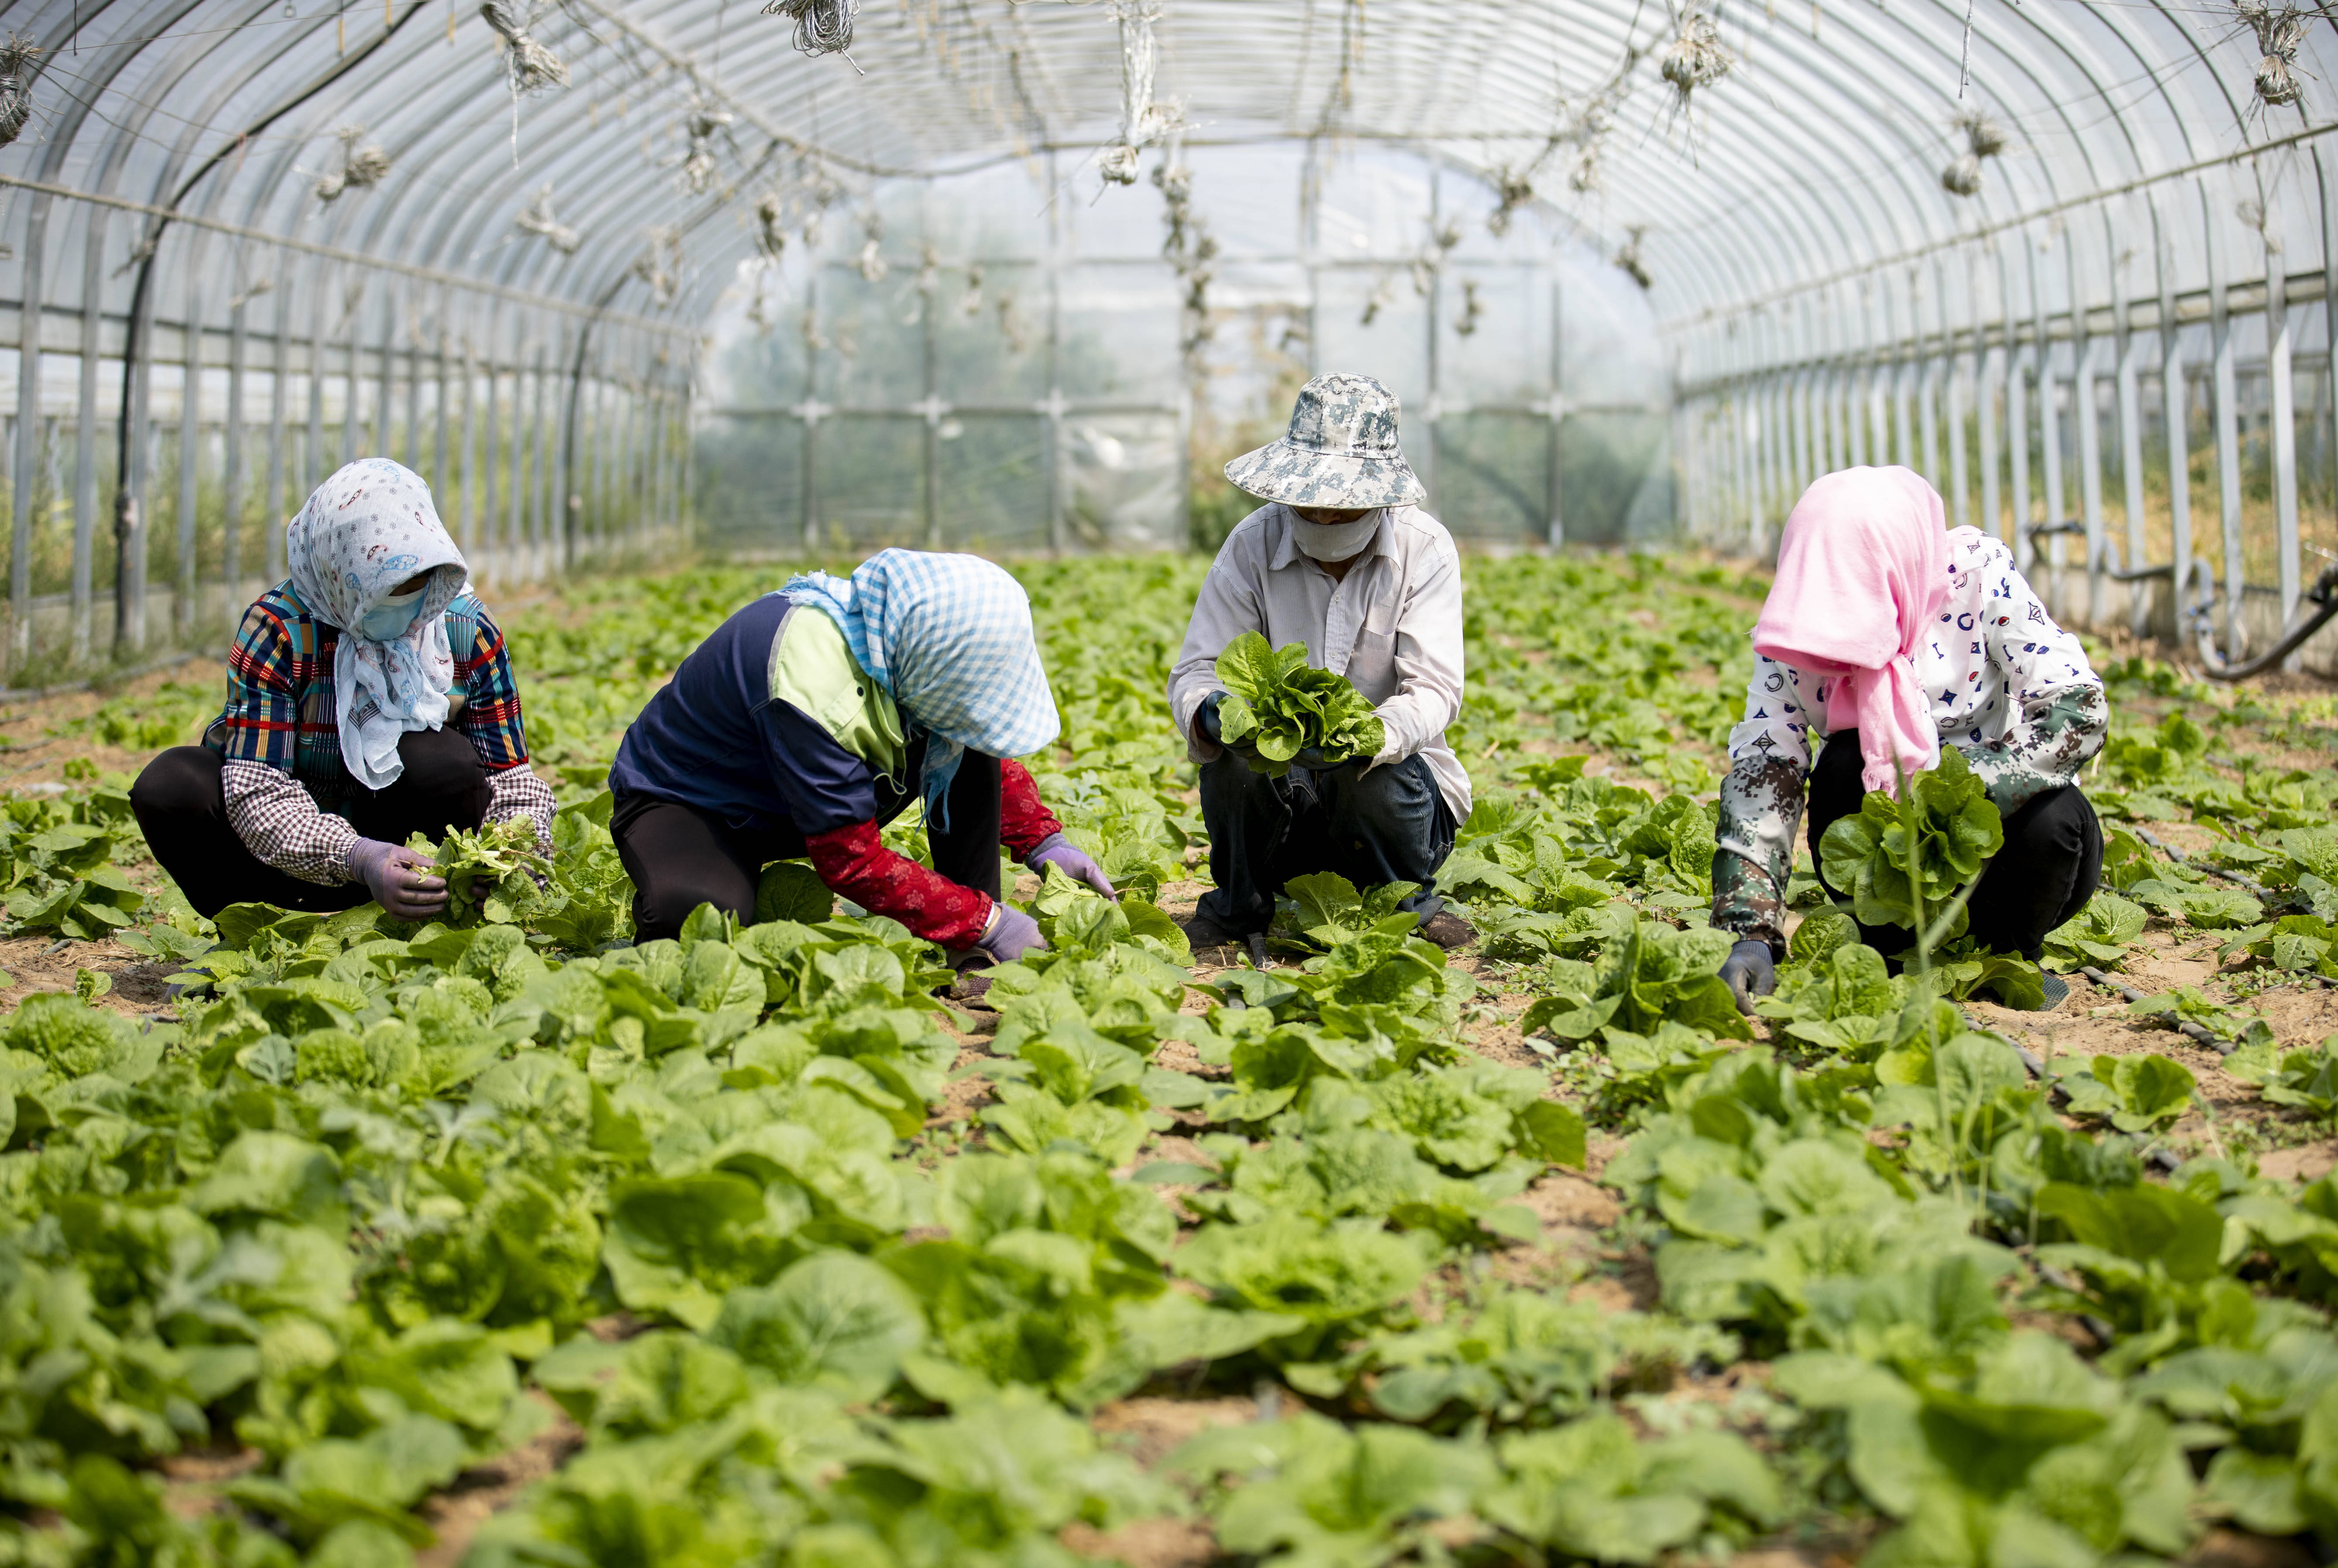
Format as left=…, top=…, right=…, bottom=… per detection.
left=4, top=552, right=2338, bottom=1568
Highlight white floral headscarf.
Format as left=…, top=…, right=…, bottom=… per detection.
left=285, top=459, right=468, bottom=791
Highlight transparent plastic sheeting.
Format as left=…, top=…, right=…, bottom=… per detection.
left=0, top=0, right=2328, bottom=672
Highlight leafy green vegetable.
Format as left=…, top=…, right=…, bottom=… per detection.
left=408, top=816, right=554, bottom=927
left=1818, top=749, right=2003, bottom=937
left=1212, top=630, right=1386, bottom=777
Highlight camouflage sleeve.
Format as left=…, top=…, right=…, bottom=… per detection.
left=1709, top=652, right=1816, bottom=956
left=1712, top=754, right=1807, bottom=956
left=1957, top=683, right=2108, bottom=817
left=1958, top=562, right=2108, bottom=817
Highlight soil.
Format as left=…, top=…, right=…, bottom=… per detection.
left=15, top=595, right=2338, bottom=1563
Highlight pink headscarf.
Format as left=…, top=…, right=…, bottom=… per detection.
left=1753, top=466, right=1950, bottom=797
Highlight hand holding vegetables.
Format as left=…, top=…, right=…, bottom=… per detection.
left=1817, top=749, right=2004, bottom=939
left=1208, top=631, right=1386, bottom=778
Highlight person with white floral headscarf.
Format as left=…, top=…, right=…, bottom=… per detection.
left=608, top=549, right=1107, bottom=975
left=130, top=459, right=555, bottom=920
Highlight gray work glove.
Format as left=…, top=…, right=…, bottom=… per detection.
left=348, top=838, right=449, bottom=921
left=1027, top=832, right=1115, bottom=897
left=1718, top=939, right=1776, bottom=1015
left=976, top=904, right=1047, bottom=965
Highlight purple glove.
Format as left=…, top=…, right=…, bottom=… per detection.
left=348, top=838, right=449, bottom=920
left=976, top=903, right=1047, bottom=964
left=1027, top=832, right=1116, bottom=898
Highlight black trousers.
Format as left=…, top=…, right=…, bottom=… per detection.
left=1807, top=729, right=2102, bottom=961
left=1195, top=752, right=1457, bottom=936
left=611, top=753, right=1005, bottom=943
left=130, top=729, right=493, bottom=919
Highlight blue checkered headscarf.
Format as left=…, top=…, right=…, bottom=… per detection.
left=782, top=550, right=1061, bottom=828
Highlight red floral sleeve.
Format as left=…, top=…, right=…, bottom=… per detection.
left=1000, top=760, right=1065, bottom=860
left=804, top=821, right=993, bottom=948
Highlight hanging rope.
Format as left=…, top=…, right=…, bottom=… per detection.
left=761, top=0, right=862, bottom=70
left=854, top=210, right=888, bottom=283
left=681, top=106, right=732, bottom=196
left=1616, top=226, right=1652, bottom=290
left=0, top=33, right=40, bottom=151
left=1154, top=151, right=1216, bottom=367
left=313, top=126, right=391, bottom=202
left=480, top=0, right=567, bottom=164
left=514, top=184, right=581, bottom=253
left=1660, top=7, right=1732, bottom=118
left=481, top=1, right=568, bottom=92
left=1099, top=0, right=1179, bottom=185
left=632, top=229, right=681, bottom=304
left=2236, top=1, right=2307, bottom=107
left=1939, top=111, right=2006, bottom=199
left=755, top=192, right=788, bottom=260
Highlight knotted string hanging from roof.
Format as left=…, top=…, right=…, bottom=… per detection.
left=854, top=212, right=888, bottom=283
left=681, top=106, right=733, bottom=196
left=480, top=0, right=568, bottom=164
left=481, top=1, right=568, bottom=91
left=633, top=228, right=682, bottom=304
left=514, top=185, right=581, bottom=253
left=1455, top=278, right=1484, bottom=336
left=762, top=0, right=862, bottom=71
left=1099, top=0, right=1181, bottom=185
left=0, top=33, right=40, bottom=151
left=1939, top=111, right=2006, bottom=198
left=1154, top=150, right=1216, bottom=366
left=755, top=192, right=788, bottom=261
left=313, top=126, right=392, bottom=203
left=1660, top=6, right=1732, bottom=119
left=2235, top=0, right=2307, bottom=107
left=1616, top=226, right=1652, bottom=289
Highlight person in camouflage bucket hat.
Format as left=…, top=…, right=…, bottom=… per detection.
left=1165, top=373, right=1475, bottom=959
left=1222, top=372, right=1427, bottom=510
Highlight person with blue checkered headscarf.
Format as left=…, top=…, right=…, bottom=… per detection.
left=608, top=550, right=1112, bottom=970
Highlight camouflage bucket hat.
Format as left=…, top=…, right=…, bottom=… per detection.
left=1224, top=373, right=1427, bottom=510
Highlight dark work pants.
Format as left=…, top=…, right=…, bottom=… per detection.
left=1806, top=729, right=2102, bottom=961
left=130, top=728, right=493, bottom=919
left=611, top=752, right=1004, bottom=943
left=1196, top=752, right=1457, bottom=937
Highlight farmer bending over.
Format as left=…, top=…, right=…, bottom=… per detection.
left=1168, top=373, right=1472, bottom=955
left=606, top=550, right=1110, bottom=973
left=1712, top=465, right=2107, bottom=1011
left=131, top=459, right=555, bottom=921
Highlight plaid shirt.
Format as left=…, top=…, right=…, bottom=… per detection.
left=208, top=582, right=531, bottom=812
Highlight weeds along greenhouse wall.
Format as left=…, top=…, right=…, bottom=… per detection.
left=691, top=144, right=1674, bottom=557
left=1672, top=139, right=2338, bottom=677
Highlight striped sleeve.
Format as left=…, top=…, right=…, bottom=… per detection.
left=219, top=601, right=306, bottom=772
left=455, top=601, right=531, bottom=770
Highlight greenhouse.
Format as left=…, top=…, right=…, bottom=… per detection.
left=4, top=0, right=2338, bottom=1564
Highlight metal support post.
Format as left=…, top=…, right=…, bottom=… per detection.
left=2068, top=233, right=2105, bottom=624
left=2206, top=183, right=2246, bottom=650
left=2156, top=192, right=2194, bottom=627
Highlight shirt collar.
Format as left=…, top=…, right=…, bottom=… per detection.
left=1266, top=504, right=1401, bottom=572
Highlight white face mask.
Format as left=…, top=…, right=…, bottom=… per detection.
left=1288, top=508, right=1383, bottom=562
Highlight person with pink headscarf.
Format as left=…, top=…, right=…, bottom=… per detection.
left=1712, top=466, right=2108, bottom=1011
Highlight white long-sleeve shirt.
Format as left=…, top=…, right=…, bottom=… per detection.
left=1167, top=503, right=1471, bottom=823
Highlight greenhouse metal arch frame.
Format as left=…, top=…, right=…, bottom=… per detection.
left=4, top=0, right=2335, bottom=672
